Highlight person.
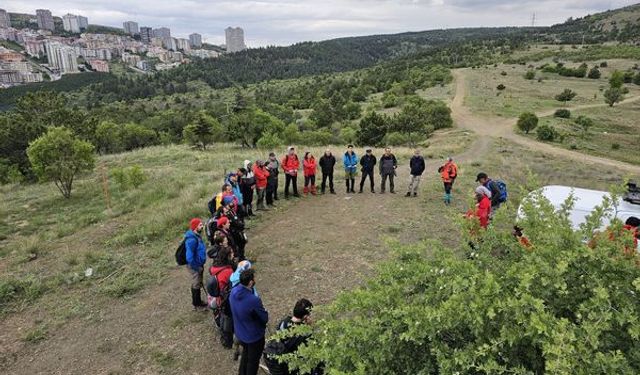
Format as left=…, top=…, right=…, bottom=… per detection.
left=476, top=172, right=502, bottom=210
left=623, top=217, right=640, bottom=254
left=406, top=149, right=425, bottom=197
left=379, top=147, right=398, bottom=194
left=473, top=186, right=492, bottom=229
left=230, top=269, right=269, bottom=375
left=359, top=149, right=377, bottom=193
left=438, top=159, right=456, bottom=205
left=343, top=145, right=359, bottom=194
left=282, top=147, right=300, bottom=199
left=241, top=161, right=256, bottom=217
left=512, top=226, right=532, bottom=250
left=209, top=245, right=236, bottom=348
left=253, top=160, right=270, bottom=211
left=264, top=299, right=322, bottom=375
left=210, top=184, right=233, bottom=216
left=226, top=172, right=245, bottom=216
left=185, top=218, right=207, bottom=310
left=266, top=152, right=280, bottom=206
left=318, top=149, right=336, bottom=194
left=303, top=152, right=318, bottom=196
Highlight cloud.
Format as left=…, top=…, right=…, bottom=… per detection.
left=3, top=0, right=637, bottom=46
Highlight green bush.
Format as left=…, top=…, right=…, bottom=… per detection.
left=555, top=88, right=577, bottom=102
left=283, top=190, right=640, bottom=374
left=588, top=66, right=601, bottom=79
left=516, top=112, right=539, bottom=134
left=111, top=165, right=147, bottom=190
left=382, top=132, right=410, bottom=146
left=611, top=143, right=621, bottom=150
left=496, top=84, right=506, bottom=90
left=381, top=92, right=400, bottom=108
left=524, top=70, right=535, bottom=80
left=256, top=131, right=283, bottom=149
left=536, top=124, right=557, bottom=141
left=299, top=130, right=333, bottom=146
left=554, top=109, right=571, bottom=118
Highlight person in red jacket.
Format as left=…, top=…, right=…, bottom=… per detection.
left=253, top=160, right=270, bottom=211
left=303, top=151, right=318, bottom=196
left=466, top=186, right=491, bottom=229
left=281, top=146, right=300, bottom=199
left=209, top=245, right=236, bottom=348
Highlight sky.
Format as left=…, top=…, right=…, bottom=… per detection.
left=4, top=0, right=638, bottom=46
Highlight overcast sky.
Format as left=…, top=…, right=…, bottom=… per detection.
left=4, top=0, right=637, bottom=46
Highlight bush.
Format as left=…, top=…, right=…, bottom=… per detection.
left=284, top=191, right=640, bottom=374
left=381, top=92, right=400, bottom=108
left=524, top=70, right=535, bottom=80
left=588, top=66, right=601, bottom=79
left=357, top=111, right=389, bottom=147
left=496, top=84, right=506, bottom=91
left=256, top=131, right=283, bottom=149
left=604, top=87, right=625, bottom=107
left=27, top=127, right=95, bottom=198
left=536, top=124, right=557, bottom=141
left=383, top=132, right=410, bottom=146
left=516, top=112, right=538, bottom=134
left=554, top=109, right=571, bottom=118
left=600, top=61, right=608, bottom=67
left=298, top=130, right=333, bottom=146
left=555, top=89, right=577, bottom=102
left=500, top=71, right=507, bottom=76
left=611, top=143, right=620, bottom=150
left=111, top=165, right=147, bottom=190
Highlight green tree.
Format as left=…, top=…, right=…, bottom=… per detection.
left=516, top=112, right=538, bottom=134
left=27, top=127, right=95, bottom=198
left=609, top=70, right=625, bottom=89
left=555, top=88, right=577, bottom=103
left=536, top=124, right=557, bottom=141
left=94, top=120, right=122, bottom=154
left=357, top=111, right=388, bottom=146
left=182, top=111, right=222, bottom=150
left=587, top=66, right=601, bottom=79
left=604, top=87, right=625, bottom=107
left=256, top=131, right=283, bottom=149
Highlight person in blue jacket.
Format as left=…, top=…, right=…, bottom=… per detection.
left=225, top=172, right=244, bottom=215
left=185, top=218, right=207, bottom=310
left=343, top=144, right=359, bottom=194
left=230, top=269, right=269, bottom=375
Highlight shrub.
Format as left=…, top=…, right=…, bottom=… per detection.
left=611, top=143, right=620, bottom=150
left=383, top=132, right=411, bottom=146
left=600, top=61, right=608, bottom=67
left=554, top=109, right=571, bottom=118
left=536, top=124, right=557, bottom=141
left=298, top=130, right=333, bottom=146
left=381, top=92, right=400, bottom=108
left=555, top=89, right=577, bottom=102
left=604, top=87, right=624, bottom=107
left=357, top=111, right=388, bottom=147
left=27, top=127, right=95, bottom=198
left=256, top=131, right=283, bottom=149
left=111, top=165, right=147, bottom=190
left=587, top=66, right=601, bottom=79
left=524, top=70, right=535, bottom=80
left=500, top=71, right=507, bottom=76
left=516, top=112, right=538, bottom=134
left=609, top=70, right=625, bottom=89
left=496, top=84, right=506, bottom=91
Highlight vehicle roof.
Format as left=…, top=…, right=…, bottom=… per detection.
left=540, top=185, right=640, bottom=214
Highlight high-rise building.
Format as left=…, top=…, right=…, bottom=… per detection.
left=140, top=26, right=152, bottom=43
left=225, top=27, right=246, bottom=53
left=153, top=27, right=171, bottom=38
left=78, top=16, right=88, bottom=30
left=0, top=9, right=11, bottom=29
left=123, top=21, right=139, bottom=35
left=62, top=14, right=87, bottom=33
left=176, top=38, right=190, bottom=52
left=189, top=33, right=202, bottom=48
left=36, top=9, right=55, bottom=31
left=46, top=42, right=78, bottom=74
left=162, top=37, right=177, bottom=51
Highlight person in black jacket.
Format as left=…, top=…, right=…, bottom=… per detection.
left=406, top=149, right=426, bottom=197
left=318, top=149, right=336, bottom=194
left=379, top=148, right=398, bottom=194
left=359, top=149, right=377, bottom=193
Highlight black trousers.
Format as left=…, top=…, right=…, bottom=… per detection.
left=239, top=337, right=265, bottom=375
left=444, top=182, right=452, bottom=194
left=284, top=174, right=298, bottom=197
left=359, top=170, right=374, bottom=191
left=266, top=179, right=277, bottom=204
left=321, top=172, right=334, bottom=192
left=381, top=173, right=395, bottom=192
left=304, top=175, right=316, bottom=187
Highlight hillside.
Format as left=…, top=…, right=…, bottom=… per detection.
left=548, top=3, right=640, bottom=42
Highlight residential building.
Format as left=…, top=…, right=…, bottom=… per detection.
left=24, top=38, right=47, bottom=58
left=78, top=16, right=88, bottom=30
left=88, top=59, right=109, bottom=72
left=46, top=42, right=78, bottom=73
left=153, top=27, right=170, bottom=38
left=123, top=21, right=138, bottom=35
left=162, top=37, right=177, bottom=51
left=121, top=52, right=141, bottom=66
left=189, top=33, right=202, bottom=47
left=0, top=46, right=43, bottom=85
left=225, top=27, right=246, bottom=53
left=140, top=26, right=152, bottom=43
left=150, top=37, right=164, bottom=47
left=176, top=38, right=190, bottom=52
left=63, top=14, right=87, bottom=33
left=36, top=9, right=55, bottom=31
left=188, top=49, right=219, bottom=59
left=136, top=60, right=150, bottom=71
left=0, top=9, right=10, bottom=29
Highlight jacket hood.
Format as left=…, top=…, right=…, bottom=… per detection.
left=243, top=160, right=252, bottom=169
left=185, top=229, right=200, bottom=240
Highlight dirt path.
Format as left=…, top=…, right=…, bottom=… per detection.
left=450, top=69, right=640, bottom=175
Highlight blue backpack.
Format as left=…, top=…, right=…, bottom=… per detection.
left=495, top=180, right=508, bottom=203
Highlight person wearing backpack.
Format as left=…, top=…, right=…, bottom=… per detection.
left=266, top=152, right=280, bottom=206
left=209, top=245, right=237, bottom=348
left=359, top=149, right=377, bottom=194
left=406, top=149, right=425, bottom=197
left=379, top=147, right=398, bottom=194
left=282, top=147, right=301, bottom=199
left=185, top=218, right=208, bottom=310
left=241, top=160, right=257, bottom=217
left=264, top=298, right=322, bottom=375
left=343, top=145, right=359, bottom=194
left=318, top=149, right=336, bottom=194
left=476, top=172, right=504, bottom=209
left=230, top=269, right=269, bottom=375
left=439, top=157, right=458, bottom=205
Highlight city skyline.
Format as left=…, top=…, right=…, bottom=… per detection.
left=2, top=0, right=639, bottom=46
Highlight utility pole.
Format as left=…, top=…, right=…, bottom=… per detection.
left=531, top=13, right=536, bottom=27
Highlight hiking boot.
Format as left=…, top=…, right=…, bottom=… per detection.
left=390, top=191, right=396, bottom=194
left=405, top=192, right=411, bottom=197
left=413, top=193, right=417, bottom=197
left=191, top=288, right=208, bottom=311
left=330, top=190, right=336, bottom=195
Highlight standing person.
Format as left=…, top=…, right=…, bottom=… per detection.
left=230, top=269, right=269, bottom=375
left=209, top=245, right=236, bottom=348
left=253, top=160, right=270, bottom=211
left=359, top=149, right=377, bottom=193
left=444, top=157, right=458, bottom=188
left=241, top=161, right=256, bottom=217
left=303, top=152, right=318, bottom=196
left=406, top=149, right=426, bottom=197
left=473, top=186, right=492, bottom=229
left=438, top=158, right=457, bottom=205
left=185, top=218, right=207, bottom=310
left=226, top=172, right=245, bottom=217
left=282, top=147, right=300, bottom=199
left=476, top=172, right=502, bottom=210
left=266, top=152, right=280, bottom=206
left=319, top=149, right=336, bottom=194
left=343, top=145, right=358, bottom=194
left=379, top=147, right=398, bottom=194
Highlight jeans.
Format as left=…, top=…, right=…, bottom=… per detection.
left=321, top=173, right=334, bottom=192
left=359, top=170, right=374, bottom=192
left=407, top=175, right=421, bottom=194
left=238, top=337, right=265, bottom=375
left=284, top=174, right=298, bottom=197
left=381, top=173, right=395, bottom=192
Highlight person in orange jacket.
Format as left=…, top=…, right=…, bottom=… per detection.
left=303, top=151, right=318, bottom=196
left=282, top=146, right=300, bottom=198
left=253, top=160, right=270, bottom=211
left=438, top=157, right=458, bottom=205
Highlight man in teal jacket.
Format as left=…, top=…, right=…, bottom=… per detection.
left=343, top=144, right=359, bottom=194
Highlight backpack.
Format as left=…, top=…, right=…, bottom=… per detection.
left=495, top=180, right=508, bottom=203
left=175, top=239, right=187, bottom=265
left=206, top=267, right=229, bottom=298
left=207, top=197, right=216, bottom=217
left=205, top=217, right=219, bottom=244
